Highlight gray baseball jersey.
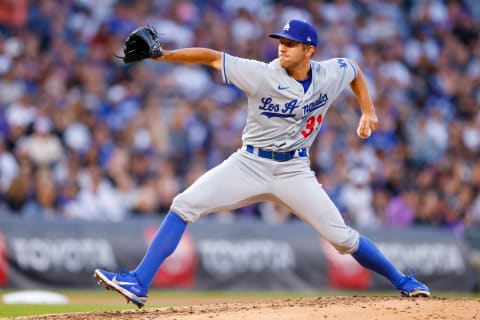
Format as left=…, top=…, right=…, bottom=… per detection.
left=223, top=53, right=357, bottom=151
left=171, top=53, right=360, bottom=254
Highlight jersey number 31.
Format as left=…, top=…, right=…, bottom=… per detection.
left=301, top=114, right=323, bottom=138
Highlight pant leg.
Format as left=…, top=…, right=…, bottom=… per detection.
left=271, top=158, right=359, bottom=254
left=171, top=150, right=272, bottom=222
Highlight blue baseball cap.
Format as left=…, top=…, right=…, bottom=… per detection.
left=269, top=19, right=318, bottom=47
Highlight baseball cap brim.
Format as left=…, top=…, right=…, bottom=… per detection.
left=269, top=33, right=311, bottom=45
left=268, top=33, right=304, bottom=43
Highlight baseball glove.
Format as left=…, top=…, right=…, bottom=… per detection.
left=116, top=25, right=164, bottom=63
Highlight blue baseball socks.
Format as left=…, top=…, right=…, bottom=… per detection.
left=352, top=236, right=404, bottom=285
left=132, top=217, right=403, bottom=289
left=134, top=211, right=187, bottom=287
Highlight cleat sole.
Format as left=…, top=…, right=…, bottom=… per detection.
left=401, top=290, right=430, bottom=298
left=93, top=270, right=147, bottom=309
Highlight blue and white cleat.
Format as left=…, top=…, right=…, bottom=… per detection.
left=94, top=269, right=148, bottom=308
left=395, top=272, right=430, bottom=297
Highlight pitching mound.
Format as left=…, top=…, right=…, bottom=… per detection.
left=11, top=296, right=479, bottom=320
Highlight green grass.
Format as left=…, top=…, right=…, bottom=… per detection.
left=0, top=289, right=478, bottom=318
left=0, top=304, right=132, bottom=318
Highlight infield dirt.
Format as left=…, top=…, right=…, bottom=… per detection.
left=7, top=296, right=479, bottom=320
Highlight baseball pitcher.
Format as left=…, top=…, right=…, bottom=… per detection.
left=95, top=19, right=430, bottom=308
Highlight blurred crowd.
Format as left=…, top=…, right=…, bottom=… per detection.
left=0, top=0, right=479, bottom=237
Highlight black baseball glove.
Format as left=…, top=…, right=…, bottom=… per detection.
left=116, top=25, right=164, bottom=63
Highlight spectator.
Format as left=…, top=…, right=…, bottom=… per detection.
left=339, top=168, right=379, bottom=229
left=384, top=187, right=418, bottom=228
left=17, top=117, right=63, bottom=167
left=259, top=202, right=293, bottom=225
left=22, top=166, right=58, bottom=218
left=64, top=161, right=132, bottom=221
left=2, top=158, right=33, bottom=214
left=0, top=136, right=18, bottom=196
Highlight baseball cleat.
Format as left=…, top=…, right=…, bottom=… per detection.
left=93, top=269, right=148, bottom=308
left=395, top=273, right=430, bottom=297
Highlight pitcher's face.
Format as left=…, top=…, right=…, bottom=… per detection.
left=277, top=38, right=312, bottom=70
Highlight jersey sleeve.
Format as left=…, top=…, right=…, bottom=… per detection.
left=221, top=53, right=268, bottom=96
left=325, top=57, right=357, bottom=97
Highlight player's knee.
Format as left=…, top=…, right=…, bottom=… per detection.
left=328, top=231, right=360, bottom=255
left=169, top=209, right=191, bottom=224
left=331, top=242, right=357, bottom=254
left=170, top=193, right=200, bottom=223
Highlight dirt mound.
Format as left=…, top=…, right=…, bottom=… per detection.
left=9, top=296, right=479, bottom=320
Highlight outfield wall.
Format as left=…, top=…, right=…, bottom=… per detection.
left=0, top=215, right=474, bottom=292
